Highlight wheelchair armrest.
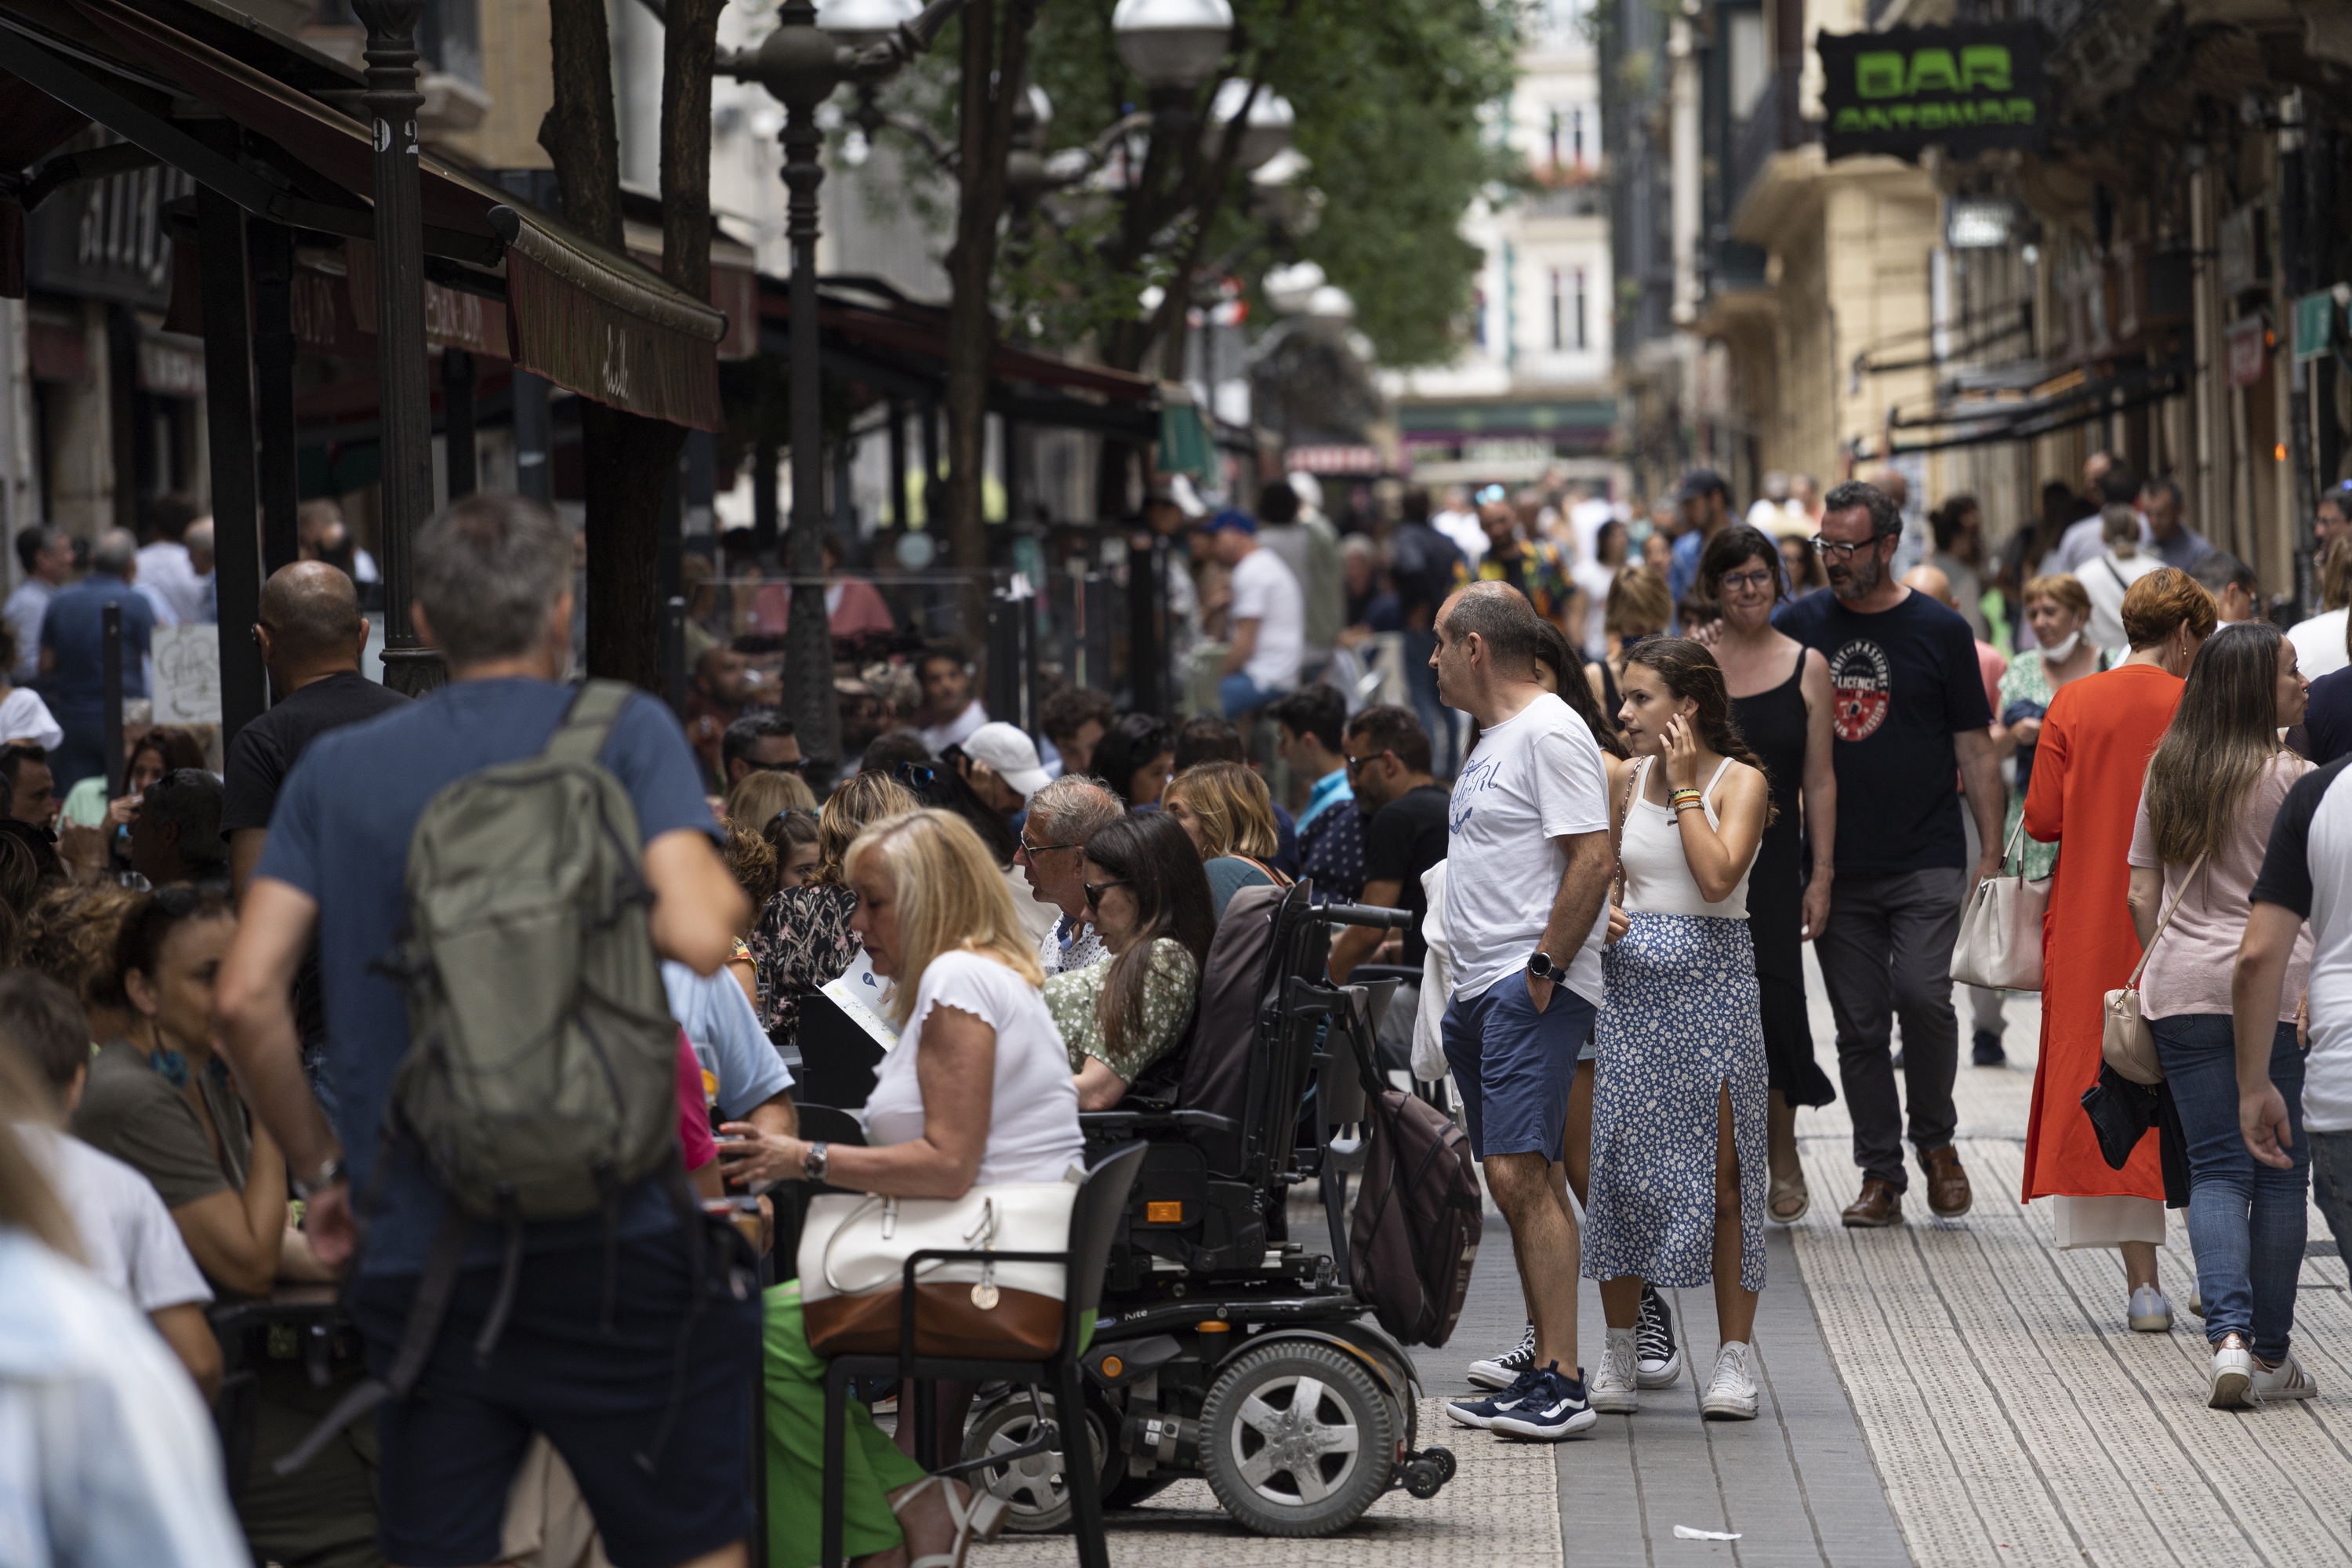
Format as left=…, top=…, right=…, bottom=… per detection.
left=1078, top=1109, right=1238, bottom=1136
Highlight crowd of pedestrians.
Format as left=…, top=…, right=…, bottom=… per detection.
left=8, top=450, right=2352, bottom=1567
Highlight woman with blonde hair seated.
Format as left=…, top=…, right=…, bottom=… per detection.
left=1162, top=759, right=1292, bottom=917
left=717, top=808, right=1083, bottom=1568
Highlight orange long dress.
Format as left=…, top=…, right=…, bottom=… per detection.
left=2018, top=662, right=2183, bottom=1201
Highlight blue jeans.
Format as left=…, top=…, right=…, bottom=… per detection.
left=2152, top=1013, right=2308, bottom=1360
left=1218, top=672, right=1287, bottom=718
left=1400, top=628, right=1456, bottom=775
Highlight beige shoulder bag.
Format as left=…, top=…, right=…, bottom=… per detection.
left=2100, top=851, right=2207, bottom=1086
left=1951, top=814, right=2050, bottom=993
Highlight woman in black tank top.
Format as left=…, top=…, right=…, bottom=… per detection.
left=1704, top=528, right=1838, bottom=1223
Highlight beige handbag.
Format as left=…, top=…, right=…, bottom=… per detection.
left=2102, top=852, right=2206, bottom=1086
left=797, top=1174, right=1079, bottom=1359
left=1951, top=815, right=2050, bottom=993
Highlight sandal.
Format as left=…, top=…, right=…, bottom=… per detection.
left=1768, top=1169, right=1809, bottom=1225
left=890, top=1474, right=1011, bottom=1568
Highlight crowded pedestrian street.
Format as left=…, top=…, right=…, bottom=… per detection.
left=11, top=0, right=2352, bottom=1566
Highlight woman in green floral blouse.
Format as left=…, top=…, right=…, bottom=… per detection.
left=1044, top=811, right=1218, bottom=1109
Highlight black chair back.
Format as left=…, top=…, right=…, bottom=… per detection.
left=1065, top=1141, right=1148, bottom=1334
left=794, top=994, right=889, bottom=1109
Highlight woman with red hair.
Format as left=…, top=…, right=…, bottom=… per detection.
left=2021, top=567, right=2216, bottom=1330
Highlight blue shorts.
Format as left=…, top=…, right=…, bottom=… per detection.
left=351, top=1225, right=760, bottom=1568
left=1219, top=672, right=1289, bottom=717
left=1441, top=973, right=1599, bottom=1162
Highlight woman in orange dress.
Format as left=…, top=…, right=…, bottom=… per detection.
left=2021, top=568, right=2214, bottom=1330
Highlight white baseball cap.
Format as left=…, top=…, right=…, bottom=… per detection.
left=962, top=722, right=1051, bottom=800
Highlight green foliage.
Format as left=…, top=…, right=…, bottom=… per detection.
left=875, top=0, right=1525, bottom=369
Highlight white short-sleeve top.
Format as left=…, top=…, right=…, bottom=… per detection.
left=864, top=949, right=1086, bottom=1184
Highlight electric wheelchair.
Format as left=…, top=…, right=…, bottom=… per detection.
left=960, top=880, right=1460, bottom=1539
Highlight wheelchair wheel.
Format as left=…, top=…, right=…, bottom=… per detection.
left=960, top=1388, right=1108, bottom=1534
left=1199, top=1340, right=1397, bottom=1537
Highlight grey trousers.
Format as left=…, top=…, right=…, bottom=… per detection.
left=1815, top=866, right=1968, bottom=1191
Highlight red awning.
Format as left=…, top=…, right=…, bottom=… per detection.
left=51, top=0, right=728, bottom=429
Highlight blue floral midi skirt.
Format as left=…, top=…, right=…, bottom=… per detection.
left=1584, top=911, right=1769, bottom=1292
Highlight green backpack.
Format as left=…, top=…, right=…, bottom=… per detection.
left=387, top=678, right=680, bottom=1221
left=279, top=681, right=697, bottom=1479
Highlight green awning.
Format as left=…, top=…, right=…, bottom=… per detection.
left=1157, top=401, right=1213, bottom=478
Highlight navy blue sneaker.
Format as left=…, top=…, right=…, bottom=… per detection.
left=1489, top=1363, right=1598, bottom=1441
left=1445, top=1367, right=1545, bottom=1429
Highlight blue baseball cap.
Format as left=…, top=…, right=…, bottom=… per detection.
left=1200, top=508, right=1258, bottom=535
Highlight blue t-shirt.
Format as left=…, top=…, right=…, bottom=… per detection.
left=663, top=960, right=793, bottom=1122
left=1774, top=589, right=1992, bottom=877
left=2304, top=667, right=2352, bottom=768
left=256, top=678, right=719, bottom=1276
left=40, top=573, right=156, bottom=711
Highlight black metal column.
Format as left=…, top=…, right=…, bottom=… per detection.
left=442, top=349, right=477, bottom=503
left=887, top=397, right=909, bottom=532
left=196, top=187, right=266, bottom=741
left=512, top=370, right=552, bottom=503
left=355, top=0, right=441, bottom=694
left=251, top=220, right=299, bottom=576
left=778, top=0, right=840, bottom=763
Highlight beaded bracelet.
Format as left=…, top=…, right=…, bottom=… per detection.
left=1673, top=798, right=1708, bottom=815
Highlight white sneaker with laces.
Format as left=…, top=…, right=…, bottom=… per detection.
left=2252, top=1354, right=2317, bottom=1402
left=2209, top=1337, right=2252, bottom=1409
left=1700, top=1341, right=1759, bottom=1421
left=1590, top=1327, right=1639, bottom=1414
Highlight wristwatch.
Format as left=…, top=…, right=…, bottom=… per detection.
left=1527, top=951, right=1570, bottom=985
left=802, top=1141, right=829, bottom=1184
left=293, top=1156, right=346, bottom=1200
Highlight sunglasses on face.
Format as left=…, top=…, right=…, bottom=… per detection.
left=894, top=762, right=936, bottom=791
left=1343, top=750, right=1392, bottom=775
left=1083, top=879, right=1130, bottom=909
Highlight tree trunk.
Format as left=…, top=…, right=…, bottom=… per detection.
left=942, top=0, right=1032, bottom=648
left=539, top=0, right=724, bottom=693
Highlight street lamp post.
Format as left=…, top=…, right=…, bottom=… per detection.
left=722, top=0, right=964, bottom=771
left=353, top=0, right=441, bottom=695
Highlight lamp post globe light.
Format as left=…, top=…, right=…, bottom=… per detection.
left=1113, top=0, right=1232, bottom=131
left=1203, top=78, right=1293, bottom=172
left=815, top=0, right=924, bottom=48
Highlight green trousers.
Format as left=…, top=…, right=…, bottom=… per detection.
left=763, top=1280, right=927, bottom=1568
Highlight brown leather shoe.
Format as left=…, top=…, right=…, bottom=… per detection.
left=1921, top=1145, right=1973, bottom=1218
left=1840, top=1178, right=1904, bottom=1228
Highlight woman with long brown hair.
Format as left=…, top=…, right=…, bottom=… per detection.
left=1584, top=637, right=1773, bottom=1422
left=1044, top=811, right=1216, bottom=1109
left=2128, top=622, right=2314, bottom=1405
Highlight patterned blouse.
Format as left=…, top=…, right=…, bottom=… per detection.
left=749, top=883, right=859, bottom=1051
left=1043, top=938, right=1199, bottom=1082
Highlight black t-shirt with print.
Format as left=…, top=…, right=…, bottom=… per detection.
left=1774, top=589, right=1991, bottom=877
left=1362, top=783, right=1453, bottom=966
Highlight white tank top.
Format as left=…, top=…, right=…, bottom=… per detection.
left=1619, top=755, right=1750, bottom=918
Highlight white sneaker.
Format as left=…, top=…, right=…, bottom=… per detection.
left=2209, top=1337, right=2252, bottom=1409
left=2127, top=1284, right=2173, bottom=1333
left=1700, top=1341, right=1759, bottom=1421
left=2253, top=1354, right=2317, bottom=1402
left=1590, top=1327, right=1639, bottom=1414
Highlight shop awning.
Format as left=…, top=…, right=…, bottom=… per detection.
left=757, top=286, right=1157, bottom=405
left=0, top=0, right=729, bottom=429
left=1877, top=355, right=2189, bottom=457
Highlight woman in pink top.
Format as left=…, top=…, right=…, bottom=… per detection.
left=2128, top=622, right=2314, bottom=1409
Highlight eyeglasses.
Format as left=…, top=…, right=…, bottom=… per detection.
left=1018, top=834, right=1081, bottom=858
left=1083, top=879, right=1131, bottom=909
left=1809, top=534, right=1883, bottom=561
left=1343, top=750, right=1392, bottom=775
left=893, top=762, right=936, bottom=791
left=1719, top=568, right=1777, bottom=593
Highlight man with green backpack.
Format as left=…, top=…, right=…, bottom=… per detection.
left=216, top=494, right=757, bottom=1568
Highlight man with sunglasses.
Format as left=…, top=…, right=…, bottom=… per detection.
left=718, top=711, right=802, bottom=790
left=1774, top=481, right=2002, bottom=1229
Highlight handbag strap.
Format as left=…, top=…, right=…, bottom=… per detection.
left=2125, top=849, right=2209, bottom=989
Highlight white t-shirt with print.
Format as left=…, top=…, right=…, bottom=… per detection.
left=1226, top=546, right=1305, bottom=691
left=1440, top=691, right=1612, bottom=1007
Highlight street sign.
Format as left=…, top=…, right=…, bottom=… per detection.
left=2292, top=289, right=2338, bottom=362
left=1818, top=24, right=2053, bottom=163
left=2226, top=316, right=2266, bottom=388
